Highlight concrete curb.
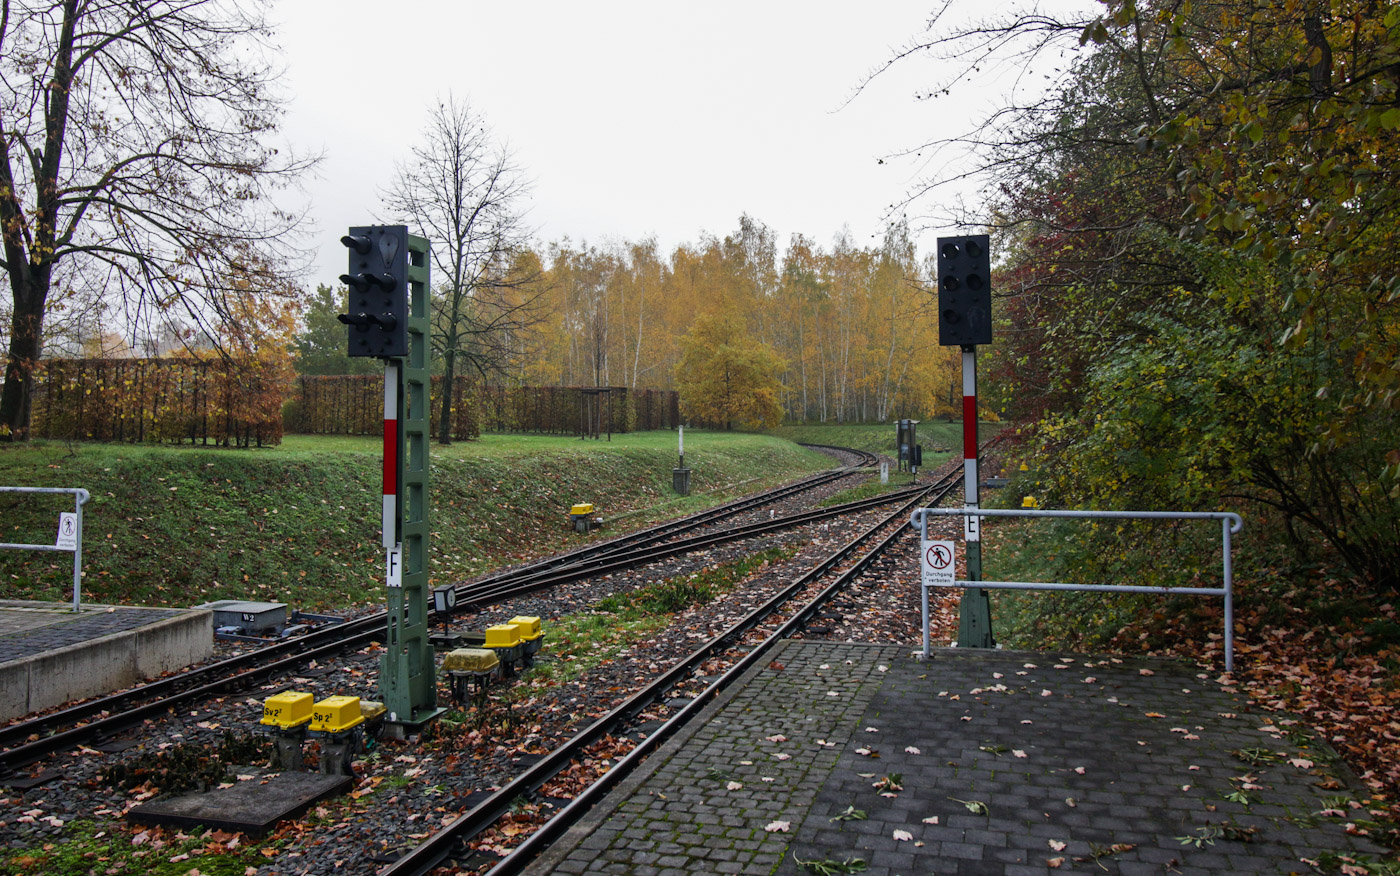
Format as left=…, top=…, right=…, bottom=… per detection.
left=0, top=608, right=212, bottom=722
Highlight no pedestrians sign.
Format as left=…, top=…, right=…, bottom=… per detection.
left=921, top=539, right=956, bottom=588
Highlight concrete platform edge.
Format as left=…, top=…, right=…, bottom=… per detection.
left=0, top=609, right=213, bottom=722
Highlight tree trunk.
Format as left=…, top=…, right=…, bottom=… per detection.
left=0, top=268, right=50, bottom=440
left=437, top=348, right=456, bottom=445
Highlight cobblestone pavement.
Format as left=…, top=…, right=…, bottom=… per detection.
left=0, top=602, right=183, bottom=664
left=529, top=640, right=1390, bottom=876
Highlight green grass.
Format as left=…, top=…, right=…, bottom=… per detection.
left=818, top=470, right=918, bottom=507
left=0, top=819, right=274, bottom=875
left=514, top=546, right=797, bottom=693
left=0, top=431, right=829, bottom=611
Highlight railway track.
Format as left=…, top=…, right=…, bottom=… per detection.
left=376, top=464, right=963, bottom=876
left=0, top=449, right=881, bottom=773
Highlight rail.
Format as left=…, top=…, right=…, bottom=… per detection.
left=0, top=486, right=90, bottom=612
left=909, top=507, right=1243, bottom=671
left=383, top=468, right=962, bottom=876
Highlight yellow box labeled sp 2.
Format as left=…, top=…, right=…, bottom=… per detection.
left=260, top=691, right=313, bottom=730
left=570, top=503, right=595, bottom=516
left=508, top=616, right=542, bottom=640
left=309, top=695, right=365, bottom=733
left=484, top=624, right=521, bottom=648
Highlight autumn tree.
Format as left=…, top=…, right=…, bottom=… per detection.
left=878, top=0, right=1400, bottom=589
left=295, top=285, right=379, bottom=376
left=675, top=311, right=784, bottom=430
left=384, top=96, right=542, bottom=444
left=0, top=0, right=314, bottom=439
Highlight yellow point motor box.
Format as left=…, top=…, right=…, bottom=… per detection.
left=1022, top=496, right=1039, bottom=508
left=358, top=700, right=388, bottom=724
left=309, top=695, right=366, bottom=734
left=442, top=648, right=501, bottom=674
left=261, top=691, right=313, bottom=730
left=508, top=616, right=542, bottom=641
left=569, top=503, right=595, bottom=516
left=484, top=624, right=521, bottom=649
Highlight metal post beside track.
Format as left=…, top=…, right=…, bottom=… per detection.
left=911, top=506, right=1243, bottom=672
left=0, top=486, right=91, bottom=612
left=380, top=232, right=443, bottom=731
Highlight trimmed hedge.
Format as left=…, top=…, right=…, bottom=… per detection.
left=32, top=357, right=286, bottom=447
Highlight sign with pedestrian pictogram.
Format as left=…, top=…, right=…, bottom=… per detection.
left=921, top=539, right=956, bottom=587
left=55, top=512, right=78, bottom=551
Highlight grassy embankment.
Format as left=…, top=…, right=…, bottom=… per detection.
left=0, top=431, right=832, bottom=612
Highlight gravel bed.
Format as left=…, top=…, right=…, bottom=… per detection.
left=0, top=451, right=944, bottom=875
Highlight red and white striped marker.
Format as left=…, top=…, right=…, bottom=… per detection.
left=383, top=361, right=400, bottom=551
left=962, top=348, right=980, bottom=542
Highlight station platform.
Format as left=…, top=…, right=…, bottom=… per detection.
left=528, top=639, right=1388, bottom=875
left=0, top=600, right=212, bottom=722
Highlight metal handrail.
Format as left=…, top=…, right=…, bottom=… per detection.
left=910, top=506, right=1242, bottom=671
left=0, top=486, right=91, bottom=611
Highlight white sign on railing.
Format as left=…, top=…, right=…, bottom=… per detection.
left=56, top=512, right=78, bottom=550
left=910, top=506, right=1242, bottom=671
left=921, top=539, right=956, bottom=588
left=1, top=486, right=90, bottom=612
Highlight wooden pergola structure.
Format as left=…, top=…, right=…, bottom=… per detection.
left=578, top=386, right=626, bottom=440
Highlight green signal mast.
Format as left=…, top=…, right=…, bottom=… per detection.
left=338, top=226, right=443, bottom=732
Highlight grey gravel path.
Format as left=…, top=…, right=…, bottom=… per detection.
left=529, top=640, right=1391, bottom=876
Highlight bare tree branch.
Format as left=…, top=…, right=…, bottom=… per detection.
left=383, top=95, right=544, bottom=444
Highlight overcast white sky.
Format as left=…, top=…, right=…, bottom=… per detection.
left=272, top=1, right=1069, bottom=290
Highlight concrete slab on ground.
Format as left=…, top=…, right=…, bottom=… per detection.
left=0, top=600, right=212, bottom=721
left=127, top=771, right=352, bottom=837
left=527, top=640, right=1389, bottom=876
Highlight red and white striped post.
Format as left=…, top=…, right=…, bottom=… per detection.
left=957, top=345, right=994, bottom=647
left=963, top=348, right=980, bottom=507
left=383, top=361, right=402, bottom=588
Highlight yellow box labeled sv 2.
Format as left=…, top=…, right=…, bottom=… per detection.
left=260, top=691, right=313, bottom=730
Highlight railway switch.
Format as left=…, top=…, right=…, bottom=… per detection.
left=484, top=624, right=521, bottom=649
left=482, top=624, right=524, bottom=674
left=308, top=695, right=370, bottom=777
left=569, top=503, right=599, bottom=533
left=309, top=695, right=366, bottom=734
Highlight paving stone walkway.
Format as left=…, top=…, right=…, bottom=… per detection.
left=528, top=640, right=1391, bottom=876
left=0, top=601, right=182, bottom=664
